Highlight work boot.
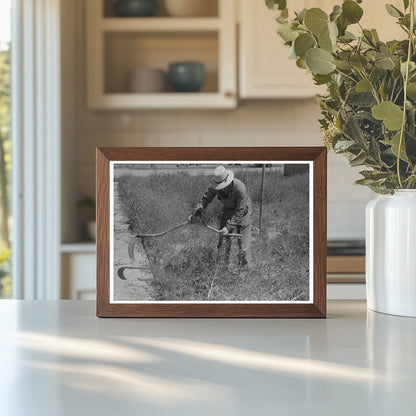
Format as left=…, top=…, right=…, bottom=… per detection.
left=239, top=250, right=251, bottom=268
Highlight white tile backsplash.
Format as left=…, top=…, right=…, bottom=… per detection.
left=328, top=199, right=369, bottom=240
left=178, top=111, right=227, bottom=130
left=133, top=111, right=180, bottom=130
left=142, top=130, right=201, bottom=147
left=327, top=153, right=374, bottom=200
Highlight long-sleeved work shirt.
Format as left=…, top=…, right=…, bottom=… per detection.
left=201, top=178, right=252, bottom=230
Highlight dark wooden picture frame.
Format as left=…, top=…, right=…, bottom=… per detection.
left=96, top=147, right=327, bottom=318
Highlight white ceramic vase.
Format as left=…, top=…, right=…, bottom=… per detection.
left=366, top=190, right=416, bottom=317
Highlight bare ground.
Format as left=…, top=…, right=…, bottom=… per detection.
left=113, top=182, right=154, bottom=301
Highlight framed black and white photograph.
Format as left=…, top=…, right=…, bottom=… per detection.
left=96, top=147, right=327, bottom=317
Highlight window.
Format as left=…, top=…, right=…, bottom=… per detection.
left=0, top=0, right=11, bottom=298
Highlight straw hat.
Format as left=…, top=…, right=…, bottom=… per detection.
left=213, top=166, right=234, bottom=190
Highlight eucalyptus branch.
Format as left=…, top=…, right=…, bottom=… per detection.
left=390, top=79, right=398, bottom=101
left=355, top=37, right=363, bottom=54
left=398, top=23, right=410, bottom=35
left=334, top=68, right=358, bottom=84
left=337, top=45, right=350, bottom=53
left=267, top=0, right=416, bottom=193
left=359, top=69, right=381, bottom=104
left=393, top=85, right=404, bottom=103
left=359, top=22, right=378, bottom=49
left=397, top=0, right=415, bottom=188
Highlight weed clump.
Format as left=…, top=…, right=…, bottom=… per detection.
left=116, top=167, right=309, bottom=301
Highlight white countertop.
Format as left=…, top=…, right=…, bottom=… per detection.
left=0, top=300, right=415, bottom=415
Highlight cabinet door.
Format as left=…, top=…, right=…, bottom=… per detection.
left=239, top=0, right=326, bottom=99
left=62, top=253, right=96, bottom=300
left=239, top=0, right=404, bottom=99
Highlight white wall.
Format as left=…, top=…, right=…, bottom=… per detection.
left=61, top=0, right=374, bottom=243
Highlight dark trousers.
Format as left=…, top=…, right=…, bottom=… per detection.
left=218, top=210, right=252, bottom=266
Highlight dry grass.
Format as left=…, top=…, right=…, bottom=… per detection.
left=117, top=168, right=310, bottom=301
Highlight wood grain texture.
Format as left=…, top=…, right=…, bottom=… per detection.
left=327, top=274, right=365, bottom=283
left=96, top=148, right=110, bottom=317
left=98, top=147, right=325, bottom=162
left=313, top=148, right=327, bottom=318
left=96, top=147, right=327, bottom=318
left=327, top=256, right=365, bottom=274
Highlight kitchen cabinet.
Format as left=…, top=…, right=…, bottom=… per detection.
left=238, top=0, right=405, bottom=99
left=239, top=0, right=325, bottom=99
left=61, top=245, right=96, bottom=300
left=86, top=0, right=237, bottom=109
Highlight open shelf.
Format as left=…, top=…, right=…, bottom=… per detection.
left=104, top=31, right=218, bottom=94
left=91, top=92, right=234, bottom=109
left=102, top=17, right=221, bottom=31
left=87, top=0, right=236, bottom=109
left=61, top=243, right=96, bottom=254
left=103, top=0, right=219, bottom=18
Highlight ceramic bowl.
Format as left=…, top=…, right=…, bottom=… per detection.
left=128, top=68, right=167, bottom=93
left=114, top=0, right=158, bottom=17
left=168, top=62, right=205, bottom=92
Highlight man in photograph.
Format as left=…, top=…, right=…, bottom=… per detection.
left=191, top=166, right=253, bottom=269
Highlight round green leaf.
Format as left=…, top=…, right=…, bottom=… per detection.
left=401, top=61, right=416, bottom=76
left=371, top=101, right=404, bottom=131
left=296, top=8, right=307, bottom=23
left=277, top=23, right=298, bottom=43
left=407, top=82, right=416, bottom=99
left=266, top=0, right=287, bottom=11
left=318, top=22, right=338, bottom=52
left=328, top=21, right=338, bottom=43
left=296, top=57, right=308, bottom=69
left=304, top=8, right=329, bottom=35
left=339, top=31, right=356, bottom=43
left=371, top=29, right=380, bottom=42
left=306, top=48, right=335, bottom=75
left=385, top=4, right=403, bottom=18
left=330, top=5, right=342, bottom=22
left=294, top=33, right=316, bottom=58
left=356, top=79, right=372, bottom=92
left=350, top=54, right=368, bottom=70
left=333, top=60, right=353, bottom=70
left=336, top=15, right=348, bottom=36
left=375, top=56, right=395, bottom=70
left=342, top=0, right=363, bottom=24
left=313, top=74, right=332, bottom=85
left=318, top=28, right=333, bottom=52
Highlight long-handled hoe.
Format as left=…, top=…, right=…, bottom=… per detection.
left=127, top=211, right=241, bottom=263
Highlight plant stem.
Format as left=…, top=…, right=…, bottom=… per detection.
left=390, top=79, right=398, bottom=101
left=334, top=68, right=358, bottom=84
left=397, top=0, right=415, bottom=188
left=359, top=69, right=381, bottom=104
